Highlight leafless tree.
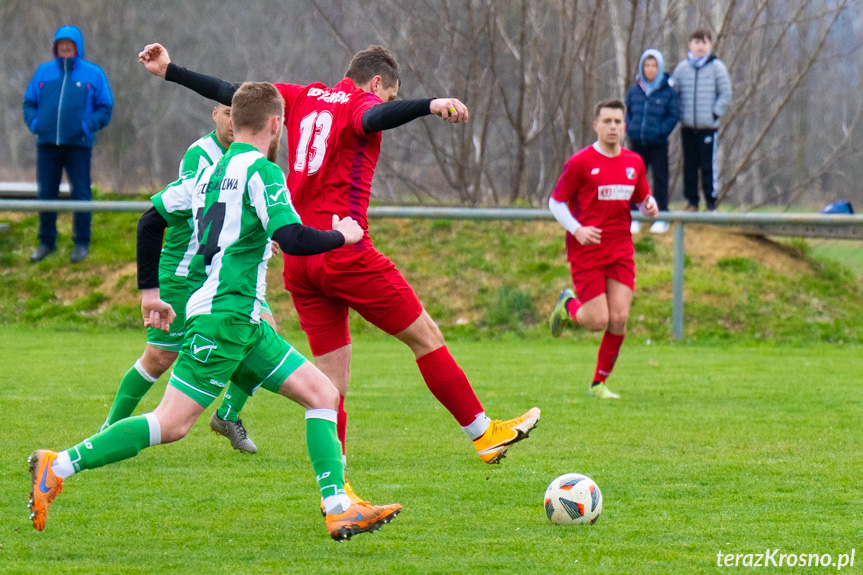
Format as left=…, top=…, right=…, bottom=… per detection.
left=2, top=0, right=862, bottom=211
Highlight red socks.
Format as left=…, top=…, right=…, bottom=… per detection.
left=416, top=346, right=484, bottom=426
left=566, top=298, right=583, bottom=321
left=594, top=331, right=625, bottom=383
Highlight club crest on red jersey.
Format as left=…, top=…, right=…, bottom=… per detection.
left=626, top=167, right=636, bottom=180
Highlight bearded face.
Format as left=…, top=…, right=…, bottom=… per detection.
left=267, top=122, right=282, bottom=162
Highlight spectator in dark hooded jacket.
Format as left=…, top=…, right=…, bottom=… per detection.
left=23, top=25, right=113, bottom=263
left=625, top=48, right=678, bottom=234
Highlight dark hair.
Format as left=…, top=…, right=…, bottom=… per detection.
left=689, top=29, right=712, bottom=42
left=594, top=99, right=626, bottom=119
left=345, top=45, right=400, bottom=89
left=230, top=82, right=283, bottom=132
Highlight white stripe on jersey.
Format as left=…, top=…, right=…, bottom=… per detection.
left=179, top=134, right=224, bottom=178
left=186, top=150, right=261, bottom=320
left=199, top=137, right=224, bottom=167
left=159, top=177, right=197, bottom=215
left=175, top=219, right=196, bottom=277
left=248, top=171, right=271, bottom=230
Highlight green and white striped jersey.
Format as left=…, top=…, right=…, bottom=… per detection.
left=153, top=142, right=301, bottom=324
left=159, top=131, right=227, bottom=281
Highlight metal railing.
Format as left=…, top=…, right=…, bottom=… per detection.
left=3, top=199, right=862, bottom=340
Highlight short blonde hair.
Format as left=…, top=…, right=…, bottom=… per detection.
left=230, top=82, right=284, bottom=132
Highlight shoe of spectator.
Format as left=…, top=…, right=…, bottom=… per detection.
left=650, top=221, right=670, bottom=234
left=70, top=245, right=89, bottom=263
left=30, top=245, right=56, bottom=263
left=630, top=220, right=642, bottom=234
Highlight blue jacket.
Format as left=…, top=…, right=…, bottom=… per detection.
left=23, top=26, right=113, bottom=148
left=624, top=49, right=679, bottom=145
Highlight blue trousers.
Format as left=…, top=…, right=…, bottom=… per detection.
left=36, top=144, right=92, bottom=248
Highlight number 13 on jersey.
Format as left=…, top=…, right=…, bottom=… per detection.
left=293, top=110, right=333, bottom=175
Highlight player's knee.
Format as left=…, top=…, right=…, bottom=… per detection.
left=580, top=313, right=608, bottom=332
left=142, top=347, right=176, bottom=378
left=311, top=382, right=340, bottom=411
left=159, top=417, right=194, bottom=443
left=304, top=370, right=340, bottom=410
left=398, top=311, right=445, bottom=357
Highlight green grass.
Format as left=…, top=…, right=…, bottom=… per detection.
left=1, top=325, right=861, bottom=574
left=807, top=239, right=863, bottom=277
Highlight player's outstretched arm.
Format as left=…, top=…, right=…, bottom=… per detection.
left=137, top=207, right=176, bottom=332
left=138, top=43, right=236, bottom=106
left=361, top=97, right=468, bottom=134
left=271, top=216, right=362, bottom=256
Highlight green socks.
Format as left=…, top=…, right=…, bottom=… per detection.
left=54, top=413, right=161, bottom=477
left=216, top=384, right=250, bottom=422
left=101, top=360, right=158, bottom=430
left=305, top=409, right=348, bottom=512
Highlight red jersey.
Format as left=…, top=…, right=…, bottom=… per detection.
left=551, top=143, right=651, bottom=263
left=275, top=78, right=383, bottom=250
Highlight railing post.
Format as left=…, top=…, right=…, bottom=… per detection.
left=672, top=221, right=685, bottom=340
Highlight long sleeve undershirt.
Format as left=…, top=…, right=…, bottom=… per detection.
left=165, top=63, right=434, bottom=134
left=136, top=207, right=345, bottom=290
left=548, top=197, right=581, bottom=235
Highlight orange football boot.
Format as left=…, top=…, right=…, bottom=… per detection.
left=28, top=450, right=64, bottom=531
left=325, top=502, right=402, bottom=542
left=473, top=407, right=541, bottom=464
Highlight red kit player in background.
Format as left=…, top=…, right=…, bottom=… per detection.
left=138, top=43, right=540, bottom=498
left=547, top=99, right=659, bottom=399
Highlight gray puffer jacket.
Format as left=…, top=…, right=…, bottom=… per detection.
left=671, top=53, right=732, bottom=129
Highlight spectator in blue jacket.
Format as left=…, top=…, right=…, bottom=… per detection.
left=23, top=25, right=113, bottom=263
left=671, top=29, right=732, bottom=212
left=625, top=49, right=678, bottom=234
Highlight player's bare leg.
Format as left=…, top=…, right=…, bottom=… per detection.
left=152, top=386, right=207, bottom=442
left=396, top=310, right=540, bottom=464
left=589, top=279, right=632, bottom=399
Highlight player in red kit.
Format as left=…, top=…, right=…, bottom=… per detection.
left=547, top=99, right=659, bottom=399
left=138, top=44, right=540, bottom=493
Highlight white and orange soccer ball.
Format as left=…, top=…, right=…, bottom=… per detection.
left=544, top=473, right=602, bottom=525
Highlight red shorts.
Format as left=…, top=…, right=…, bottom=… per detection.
left=569, top=247, right=636, bottom=303
left=283, top=247, right=424, bottom=356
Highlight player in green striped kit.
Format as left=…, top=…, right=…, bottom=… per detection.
left=100, top=103, right=265, bottom=454
left=29, top=82, right=401, bottom=541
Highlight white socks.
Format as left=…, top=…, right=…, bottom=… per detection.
left=461, top=412, right=491, bottom=440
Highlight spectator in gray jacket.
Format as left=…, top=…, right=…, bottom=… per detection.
left=671, top=29, right=732, bottom=211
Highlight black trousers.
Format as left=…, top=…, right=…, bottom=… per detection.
left=680, top=127, right=718, bottom=209
left=628, top=139, right=669, bottom=211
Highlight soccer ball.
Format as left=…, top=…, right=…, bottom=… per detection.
left=544, top=473, right=602, bottom=525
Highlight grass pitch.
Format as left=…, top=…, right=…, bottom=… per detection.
left=1, top=325, right=861, bottom=574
